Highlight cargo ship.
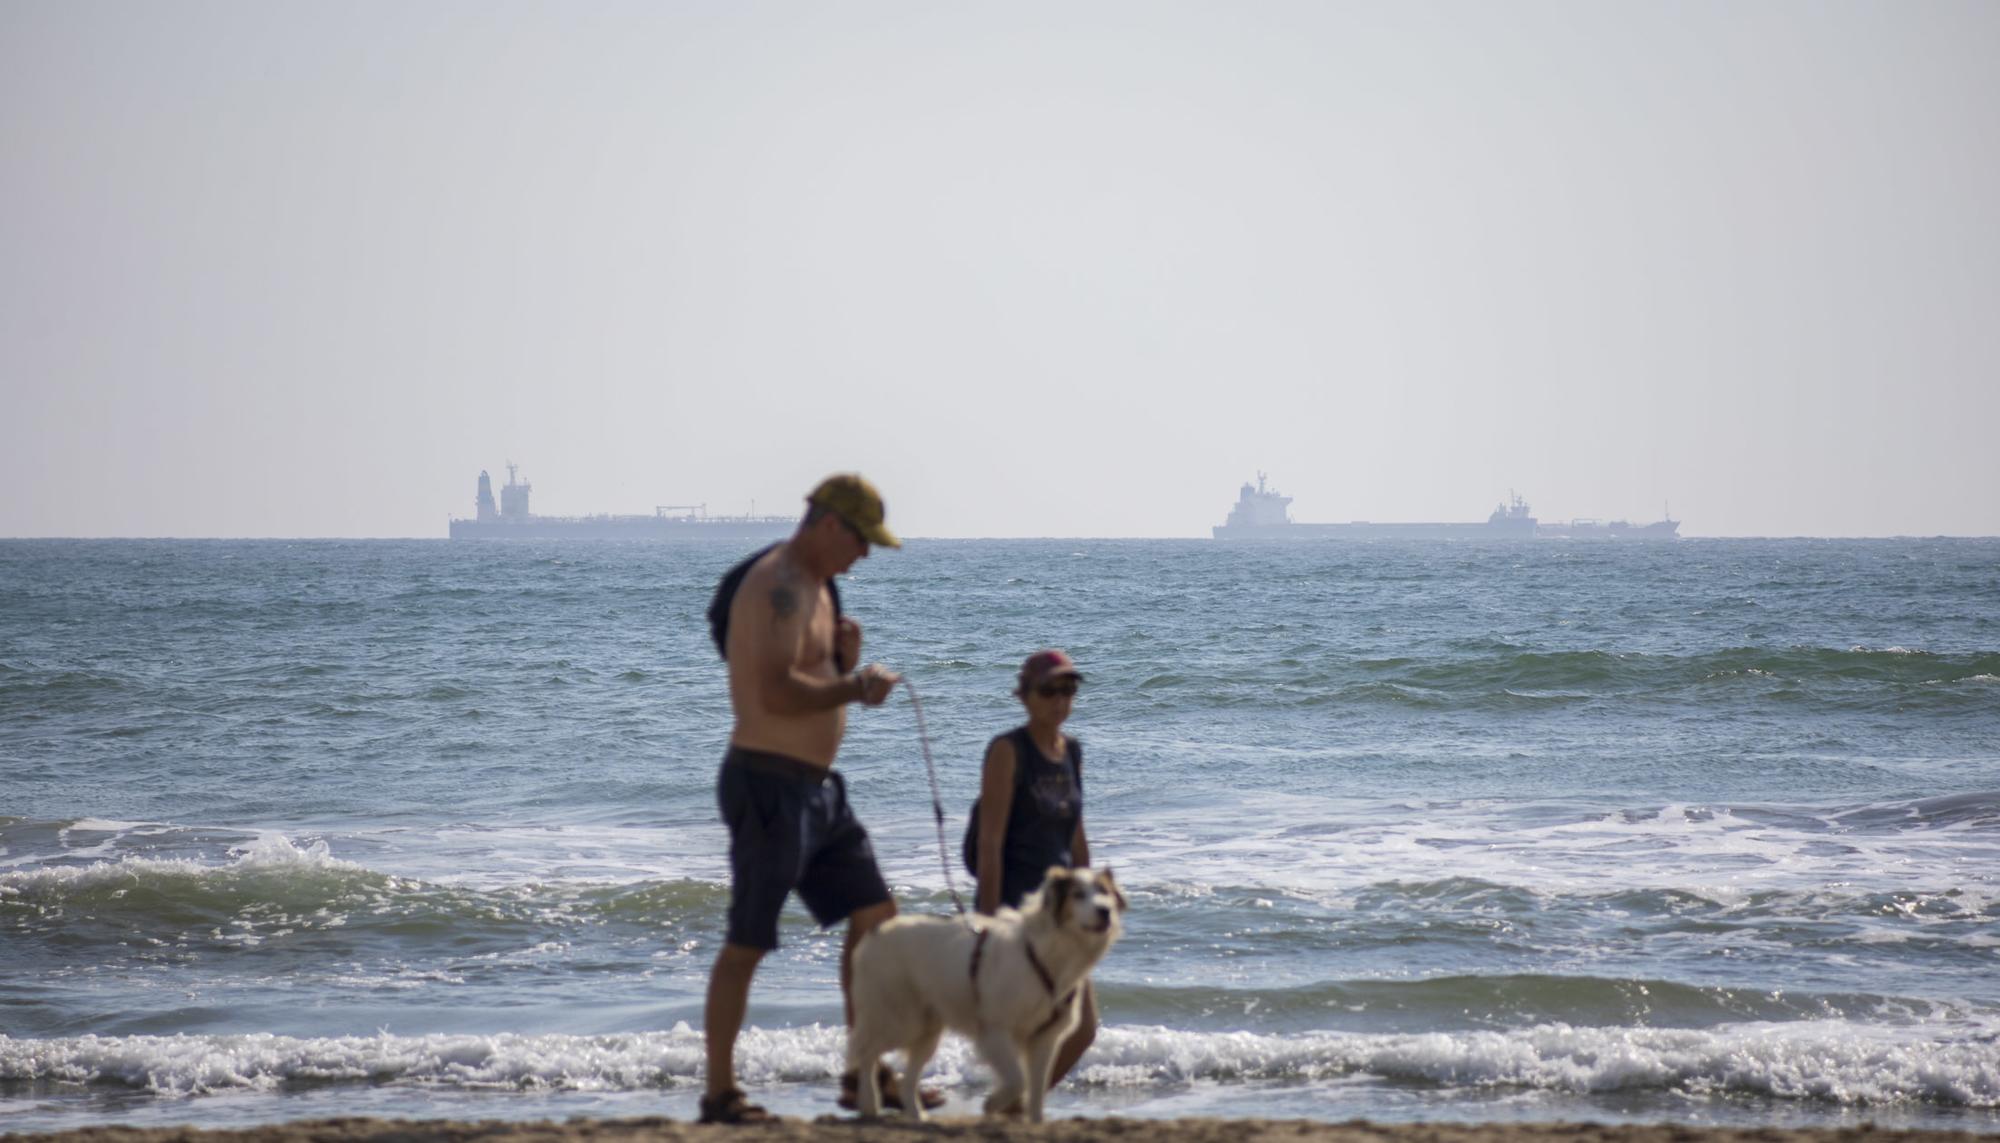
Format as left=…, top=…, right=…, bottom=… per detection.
left=1536, top=515, right=1681, bottom=540
left=1212, top=475, right=1678, bottom=540
left=448, top=464, right=798, bottom=541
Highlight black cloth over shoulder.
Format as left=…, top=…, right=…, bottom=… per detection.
left=707, top=543, right=846, bottom=670
left=962, top=727, right=1084, bottom=909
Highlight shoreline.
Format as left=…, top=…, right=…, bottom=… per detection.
left=5, top=1118, right=1995, bottom=1143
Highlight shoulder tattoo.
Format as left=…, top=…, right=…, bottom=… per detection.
left=769, top=583, right=799, bottom=620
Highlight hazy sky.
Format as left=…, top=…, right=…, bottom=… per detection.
left=4, top=1, right=1995, bottom=538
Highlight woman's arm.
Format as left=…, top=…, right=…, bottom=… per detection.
left=975, top=736, right=1017, bottom=916
left=1070, top=738, right=1089, bottom=868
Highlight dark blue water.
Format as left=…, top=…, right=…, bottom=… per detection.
left=3, top=538, right=1997, bottom=1131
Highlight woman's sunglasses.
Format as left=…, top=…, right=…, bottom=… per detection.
left=1036, top=681, right=1079, bottom=698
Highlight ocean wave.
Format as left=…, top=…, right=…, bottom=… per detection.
left=1388, top=646, right=2000, bottom=698
left=1834, top=791, right=2000, bottom=831
left=1331, top=873, right=2000, bottom=922
left=1089, top=1020, right=2000, bottom=1105
left=1117, top=645, right=2000, bottom=714
left=1104, top=975, right=1973, bottom=1033
left=0, top=670, right=128, bottom=694
left=0, top=836, right=725, bottom=947
left=3, top=1020, right=1995, bottom=1107
left=15, top=836, right=1988, bottom=963
left=1109, top=790, right=2000, bottom=920
left=0, top=670, right=131, bottom=715
left=1192, top=888, right=2000, bottom=949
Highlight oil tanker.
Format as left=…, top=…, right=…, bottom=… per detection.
left=1212, top=474, right=1678, bottom=540
left=448, top=464, right=797, bottom=541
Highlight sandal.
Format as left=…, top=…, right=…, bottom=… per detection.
left=837, top=1064, right=946, bottom=1111
left=698, top=1087, right=774, bottom=1125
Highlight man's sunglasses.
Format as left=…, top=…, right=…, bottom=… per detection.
left=1036, top=681, right=1079, bottom=698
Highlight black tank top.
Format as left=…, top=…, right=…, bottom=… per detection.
left=961, top=727, right=1084, bottom=908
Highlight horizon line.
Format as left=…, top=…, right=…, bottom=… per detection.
left=5, top=532, right=2000, bottom=543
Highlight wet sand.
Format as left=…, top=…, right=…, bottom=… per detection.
left=3, top=1118, right=1988, bottom=1143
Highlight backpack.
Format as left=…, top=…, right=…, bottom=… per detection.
left=707, top=543, right=846, bottom=668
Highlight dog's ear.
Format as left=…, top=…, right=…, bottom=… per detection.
left=1095, top=868, right=1128, bottom=913
left=1044, top=865, right=1075, bottom=921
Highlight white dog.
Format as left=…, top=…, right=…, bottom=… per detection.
left=846, top=866, right=1126, bottom=1124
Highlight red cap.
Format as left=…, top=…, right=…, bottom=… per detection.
left=1019, top=649, right=1082, bottom=687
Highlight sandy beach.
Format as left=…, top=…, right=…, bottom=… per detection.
left=5, top=1119, right=1992, bottom=1143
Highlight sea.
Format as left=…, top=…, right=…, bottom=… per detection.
left=3, top=537, right=1998, bottom=1134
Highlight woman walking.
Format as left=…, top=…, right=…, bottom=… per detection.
left=963, top=649, right=1097, bottom=1091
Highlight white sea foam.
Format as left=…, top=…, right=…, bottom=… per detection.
left=62, top=819, right=153, bottom=834
left=360, top=821, right=725, bottom=890
left=0, top=834, right=364, bottom=898
left=0, top=1099, right=54, bottom=1117
left=16, top=795, right=1993, bottom=917
left=4, top=1021, right=1996, bottom=1107
left=322, top=968, right=467, bottom=991
left=1087, top=1021, right=2000, bottom=1106
left=933, top=788, right=2000, bottom=915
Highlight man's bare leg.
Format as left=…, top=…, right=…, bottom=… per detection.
left=704, top=942, right=766, bottom=1098
left=837, top=898, right=946, bottom=1110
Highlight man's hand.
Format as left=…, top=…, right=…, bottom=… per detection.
left=835, top=617, right=862, bottom=673
left=853, top=663, right=899, bottom=706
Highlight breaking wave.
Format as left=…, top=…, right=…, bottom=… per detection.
left=4, top=1021, right=1996, bottom=1107
left=0, top=835, right=725, bottom=949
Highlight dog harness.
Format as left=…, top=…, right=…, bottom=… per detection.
left=968, top=927, right=1080, bottom=1039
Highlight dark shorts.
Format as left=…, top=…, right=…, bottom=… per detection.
left=717, top=746, right=892, bottom=951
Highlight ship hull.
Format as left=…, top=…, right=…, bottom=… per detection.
left=1213, top=521, right=1540, bottom=540
left=1536, top=520, right=1681, bottom=540
left=449, top=517, right=796, bottom=541
left=1210, top=476, right=1677, bottom=540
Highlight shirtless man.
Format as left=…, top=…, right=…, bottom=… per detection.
left=699, top=473, right=934, bottom=1124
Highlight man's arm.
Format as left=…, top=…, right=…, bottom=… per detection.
left=752, top=573, right=893, bottom=713
left=835, top=617, right=862, bottom=676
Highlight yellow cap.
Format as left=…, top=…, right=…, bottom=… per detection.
left=807, top=473, right=901, bottom=549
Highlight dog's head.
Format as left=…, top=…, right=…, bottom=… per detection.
left=1035, top=865, right=1127, bottom=943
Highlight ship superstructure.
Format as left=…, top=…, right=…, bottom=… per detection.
left=1219, top=473, right=1295, bottom=529
left=449, top=464, right=798, bottom=541
left=1212, top=476, right=1677, bottom=540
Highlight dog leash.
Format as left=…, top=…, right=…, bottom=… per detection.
left=899, top=676, right=968, bottom=916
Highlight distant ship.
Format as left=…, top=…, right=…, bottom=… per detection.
left=1212, top=474, right=1678, bottom=540
left=1535, top=515, right=1681, bottom=540
left=448, top=464, right=798, bottom=541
